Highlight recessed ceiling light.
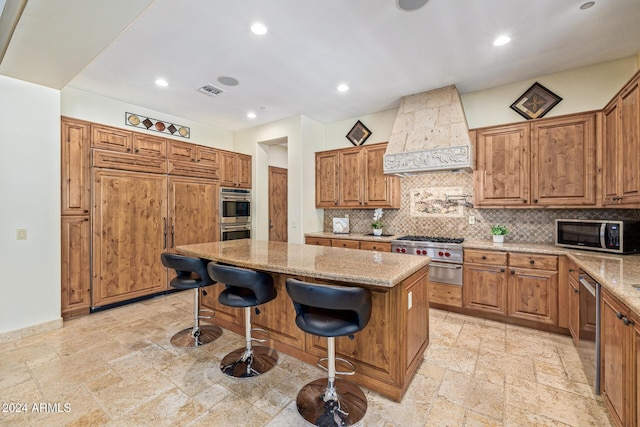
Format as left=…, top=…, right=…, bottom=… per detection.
left=492, top=35, right=511, bottom=47
left=155, top=78, right=168, bottom=87
left=580, top=2, right=595, bottom=10
left=396, top=0, right=429, bottom=11
left=337, top=84, right=349, bottom=92
left=217, top=76, right=239, bottom=86
left=251, top=23, right=268, bottom=35
left=247, top=112, right=257, bottom=119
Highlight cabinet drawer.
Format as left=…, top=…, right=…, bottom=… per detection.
left=92, top=149, right=168, bottom=174
left=305, top=237, right=332, bottom=246
left=464, top=249, right=506, bottom=266
left=91, top=124, right=132, bottom=152
left=509, top=253, right=557, bottom=271
left=332, top=239, right=360, bottom=249
left=133, top=134, right=166, bottom=158
left=168, top=160, right=219, bottom=180
left=359, top=241, right=391, bottom=252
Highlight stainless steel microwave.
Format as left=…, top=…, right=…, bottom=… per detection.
left=555, top=219, right=640, bottom=254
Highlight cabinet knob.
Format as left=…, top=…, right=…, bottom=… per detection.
left=482, top=256, right=487, bottom=260
left=616, top=312, right=623, bottom=320
left=573, top=288, right=579, bottom=294
left=500, top=268, right=505, bottom=273
left=529, top=259, right=535, bottom=265
left=623, top=317, right=634, bottom=326
left=523, top=200, right=527, bottom=203
left=510, top=270, right=515, bottom=275
left=126, top=148, right=131, bottom=152
left=84, top=209, right=89, bottom=213
left=569, top=268, right=575, bottom=272
left=135, top=149, right=139, bottom=153
left=533, top=199, right=538, bottom=203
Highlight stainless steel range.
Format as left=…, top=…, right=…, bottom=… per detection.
left=391, top=235, right=464, bottom=286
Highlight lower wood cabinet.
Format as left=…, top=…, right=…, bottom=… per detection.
left=304, top=236, right=391, bottom=252
left=601, top=288, right=638, bottom=427
left=61, top=216, right=91, bottom=318
left=462, top=249, right=558, bottom=326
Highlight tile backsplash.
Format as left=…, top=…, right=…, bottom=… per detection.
left=323, top=172, right=640, bottom=243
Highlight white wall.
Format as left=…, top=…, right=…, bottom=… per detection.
left=234, top=115, right=325, bottom=243
left=461, top=56, right=638, bottom=129
left=324, top=109, right=397, bottom=150
left=61, top=87, right=234, bottom=149
left=0, top=76, right=61, bottom=334
left=268, top=145, right=288, bottom=168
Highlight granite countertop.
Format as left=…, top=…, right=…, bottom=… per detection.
left=463, top=239, right=640, bottom=314
left=304, top=231, right=399, bottom=242
left=175, top=239, right=429, bottom=288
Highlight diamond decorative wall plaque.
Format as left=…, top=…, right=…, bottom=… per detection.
left=510, top=82, right=562, bottom=120
left=126, top=112, right=190, bottom=138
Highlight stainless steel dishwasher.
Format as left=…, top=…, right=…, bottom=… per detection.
left=579, top=271, right=601, bottom=395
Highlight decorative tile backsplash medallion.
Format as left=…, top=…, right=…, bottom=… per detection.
left=410, top=187, right=464, bottom=218
left=323, top=171, right=640, bottom=242
left=125, top=112, right=190, bottom=138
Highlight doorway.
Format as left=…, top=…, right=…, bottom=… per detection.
left=268, top=166, right=288, bottom=242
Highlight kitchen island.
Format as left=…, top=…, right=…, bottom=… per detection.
left=176, top=239, right=430, bottom=401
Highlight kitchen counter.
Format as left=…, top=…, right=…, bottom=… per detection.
left=304, top=231, right=399, bottom=242
left=175, top=239, right=430, bottom=401
left=463, top=239, right=640, bottom=314
left=176, top=239, right=428, bottom=288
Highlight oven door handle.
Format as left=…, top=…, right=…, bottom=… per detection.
left=221, top=195, right=251, bottom=201
left=221, top=225, right=251, bottom=230
left=429, top=262, right=462, bottom=269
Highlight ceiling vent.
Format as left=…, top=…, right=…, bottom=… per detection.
left=196, top=84, right=226, bottom=97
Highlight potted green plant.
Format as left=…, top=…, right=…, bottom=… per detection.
left=490, top=225, right=508, bottom=243
left=371, top=208, right=384, bottom=236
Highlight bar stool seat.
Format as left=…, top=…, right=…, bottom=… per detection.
left=160, top=253, right=222, bottom=347
left=207, top=263, right=278, bottom=378
left=286, top=278, right=372, bottom=427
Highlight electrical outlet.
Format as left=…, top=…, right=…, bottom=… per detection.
left=468, top=215, right=475, bottom=225
left=16, top=229, right=27, bottom=240
left=408, top=291, right=413, bottom=310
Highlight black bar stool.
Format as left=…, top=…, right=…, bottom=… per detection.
left=207, top=263, right=278, bottom=378
left=285, top=278, right=372, bottom=427
left=160, top=253, right=222, bottom=347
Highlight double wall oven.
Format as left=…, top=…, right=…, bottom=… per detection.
left=391, top=236, right=464, bottom=286
left=220, top=187, right=251, bottom=241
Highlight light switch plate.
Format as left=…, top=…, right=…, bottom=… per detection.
left=16, top=229, right=27, bottom=240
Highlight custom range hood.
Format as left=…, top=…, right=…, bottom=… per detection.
left=384, top=85, right=473, bottom=176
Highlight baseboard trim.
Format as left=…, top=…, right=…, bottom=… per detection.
left=0, top=318, right=63, bottom=344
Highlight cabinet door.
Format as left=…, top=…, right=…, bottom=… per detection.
left=603, top=100, right=621, bottom=204
left=236, top=154, right=252, bottom=188
left=197, top=146, right=219, bottom=167
left=61, top=118, right=91, bottom=215
left=568, top=275, right=580, bottom=345
left=132, top=134, right=166, bottom=158
left=92, top=169, right=167, bottom=307
left=167, top=140, right=196, bottom=162
left=620, top=75, right=640, bottom=204
left=61, top=216, right=91, bottom=318
left=220, top=151, right=237, bottom=187
left=362, top=144, right=399, bottom=208
left=475, top=124, right=530, bottom=206
left=91, top=124, right=132, bottom=153
left=315, top=152, right=339, bottom=207
left=531, top=113, right=596, bottom=206
left=601, top=289, right=630, bottom=427
left=462, top=263, right=508, bottom=315
left=168, top=176, right=219, bottom=250
left=508, top=267, right=558, bottom=325
left=338, top=149, right=363, bottom=207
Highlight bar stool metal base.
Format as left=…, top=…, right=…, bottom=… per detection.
left=170, top=325, right=222, bottom=347
left=296, top=378, right=367, bottom=426
left=220, top=346, right=278, bottom=378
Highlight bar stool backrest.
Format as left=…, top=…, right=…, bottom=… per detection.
left=161, top=253, right=214, bottom=289
left=207, top=263, right=276, bottom=305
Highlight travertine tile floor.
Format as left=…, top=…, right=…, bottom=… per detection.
left=0, top=291, right=614, bottom=426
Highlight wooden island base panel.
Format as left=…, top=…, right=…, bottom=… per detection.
left=176, top=239, right=431, bottom=402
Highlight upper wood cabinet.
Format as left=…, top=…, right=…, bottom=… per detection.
left=475, top=123, right=530, bottom=206
left=167, top=140, right=220, bottom=180
left=315, top=142, right=400, bottom=209
left=603, top=71, right=640, bottom=206
left=91, top=124, right=168, bottom=173
left=474, top=112, right=598, bottom=208
left=220, top=150, right=251, bottom=188
left=61, top=117, right=91, bottom=215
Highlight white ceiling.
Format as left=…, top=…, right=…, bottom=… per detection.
left=2, top=0, right=640, bottom=131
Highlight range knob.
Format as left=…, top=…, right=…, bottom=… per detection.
left=401, top=248, right=406, bottom=253
left=396, top=248, right=401, bottom=253
left=419, top=250, right=426, bottom=255
left=438, top=251, right=444, bottom=257
left=445, top=252, right=451, bottom=257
